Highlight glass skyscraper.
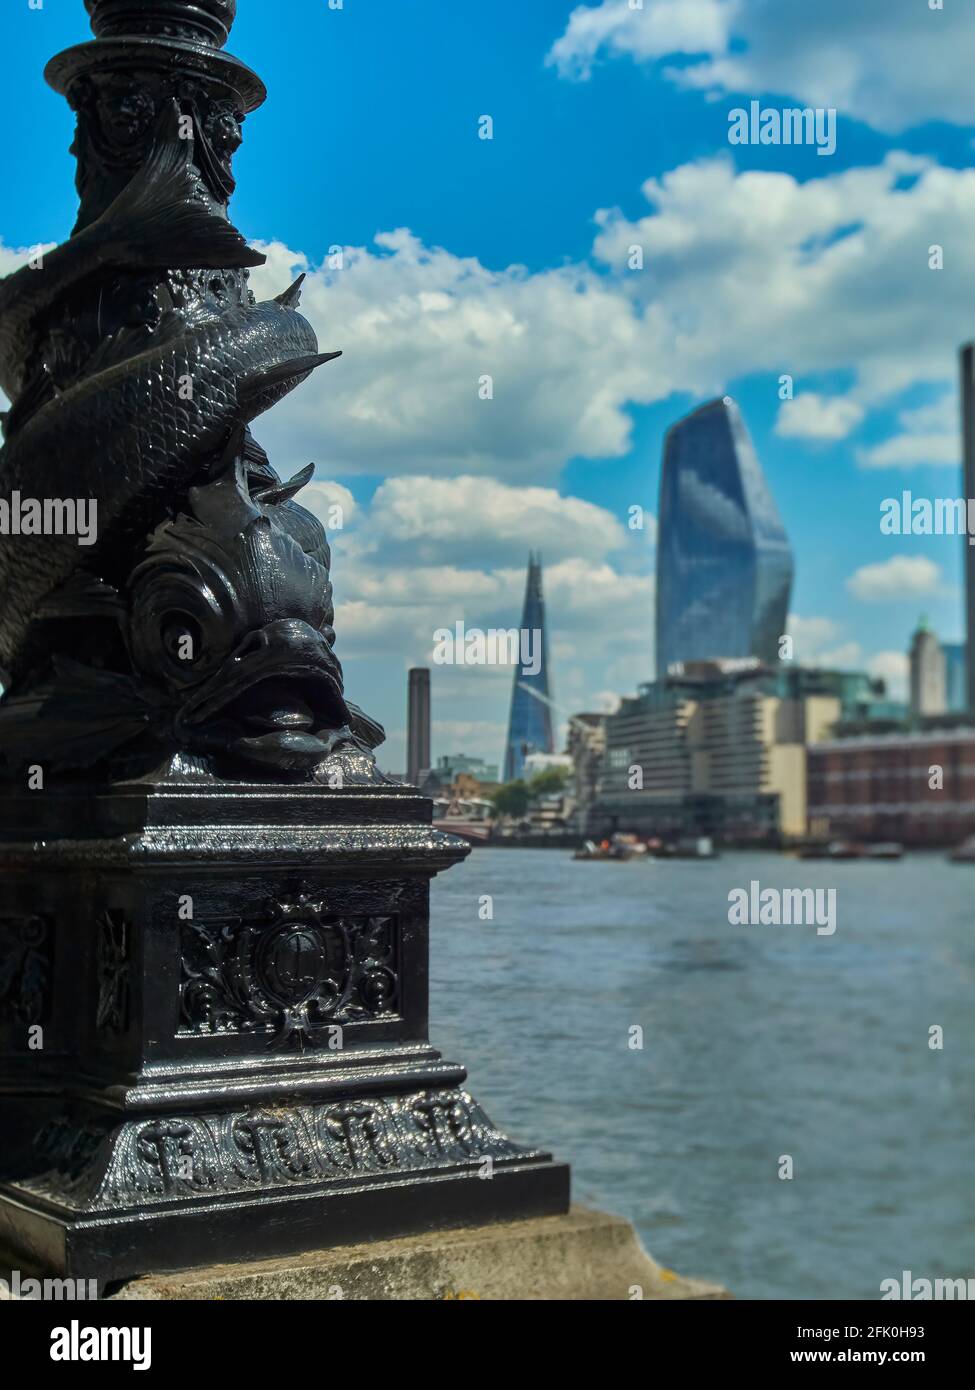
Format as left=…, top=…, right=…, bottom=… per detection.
left=655, top=397, right=794, bottom=676
left=503, top=553, right=554, bottom=782
left=943, top=641, right=967, bottom=712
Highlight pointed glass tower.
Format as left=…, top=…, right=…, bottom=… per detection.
left=655, top=397, right=794, bottom=675
left=503, top=553, right=555, bottom=782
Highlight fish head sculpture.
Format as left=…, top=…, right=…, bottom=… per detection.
left=126, top=447, right=377, bottom=773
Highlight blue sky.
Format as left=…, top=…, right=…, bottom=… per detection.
left=3, top=0, right=975, bottom=771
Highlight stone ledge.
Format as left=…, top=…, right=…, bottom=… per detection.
left=105, top=1205, right=730, bottom=1301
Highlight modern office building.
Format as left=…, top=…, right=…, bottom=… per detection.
left=909, top=619, right=947, bottom=718
left=567, top=713, right=607, bottom=830
left=434, top=753, right=499, bottom=784
left=943, top=641, right=967, bottom=712
left=961, top=345, right=975, bottom=708
left=502, top=553, right=554, bottom=782
left=655, top=397, right=794, bottom=676
left=406, top=667, right=431, bottom=787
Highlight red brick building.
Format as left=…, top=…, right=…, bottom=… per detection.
left=807, top=729, right=975, bottom=847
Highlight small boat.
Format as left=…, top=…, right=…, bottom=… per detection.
left=862, top=842, right=903, bottom=860
left=432, top=818, right=493, bottom=843
left=827, top=840, right=862, bottom=860
left=573, top=836, right=645, bottom=862
left=797, top=842, right=831, bottom=860
left=668, top=836, right=718, bottom=860
left=950, top=836, right=975, bottom=862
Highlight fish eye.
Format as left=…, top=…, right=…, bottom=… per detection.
left=161, top=613, right=203, bottom=667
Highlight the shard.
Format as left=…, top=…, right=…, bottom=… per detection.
left=503, top=553, right=554, bottom=782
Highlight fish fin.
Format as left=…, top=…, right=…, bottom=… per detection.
left=239, top=351, right=341, bottom=409
left=252, top=462, right=315, bottom=505
left=99, top=100, right=265, bottom=271
left=2, top=365, right=56, bottom=436
left=216, top=420, right=248, bottom=471
left=346, top=702, right=386, bottom=750
left=275, top=273, right=306, bottom=307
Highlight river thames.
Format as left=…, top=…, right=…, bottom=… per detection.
left=430, top=848, right=975, bottom=1300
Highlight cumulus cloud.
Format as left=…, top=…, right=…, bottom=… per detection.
left=592, top=153, right=975, bottom=410
left=867, top=650, right=910, bottom=701
left=355, top=475, right=629, bottom=570
left=247, top=234, right=647, bottom=481
left=857, top=393, right=959, bottom=469
left=298, top=481, right=357, bottom=531
left=787, top=616, right=864, bottom=671
left=547, top=0, right=730, bottom=81
left=787, top=614, right=843, bottom=661
left=776, top=393, right=864, bottom=442
left=816, top=641, right=864, bottom=669
left=234, top=150, right=975, bottom=486
left=846, top=555, right=943, bottom=602
left=547, top=0, right=975, bottom=133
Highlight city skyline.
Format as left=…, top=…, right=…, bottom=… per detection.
left=2, top=1, right=974, bottom=771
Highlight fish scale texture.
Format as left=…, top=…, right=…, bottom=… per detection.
left=0, top=299, right=321, bottom=676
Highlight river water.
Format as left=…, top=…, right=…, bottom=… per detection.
left=429, top=848, right=975, bottom=1300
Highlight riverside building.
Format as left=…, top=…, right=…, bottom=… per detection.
left=590, top=662, right=896, bottom=844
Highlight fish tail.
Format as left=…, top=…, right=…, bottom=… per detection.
left=98, top=99, right=266, bottom=271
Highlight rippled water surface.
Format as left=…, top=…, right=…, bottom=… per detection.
left=429, top=848, right=975, bottom=1299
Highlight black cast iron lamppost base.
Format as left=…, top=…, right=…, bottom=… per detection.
left=0, top=0, right=569, bottom=1287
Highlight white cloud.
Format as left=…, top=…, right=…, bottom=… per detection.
left=247, top=234, right=647, bottom=481
left=858, top=433, right=959, bottom=470
left=817, top=641, right=863, bottom=669
left=429, top=720, right=508, bottom=759
left=230, top=152, right=975, bottom=487
left=591, top=690, right=623, bottom=714
left=547, top=0, right=731, bottom=81
left=0, top=242, right=56, bottom=413
left=867, top=650, right=909, bottom=701
left=857, top=392, right=959, bottom=469
left=775, top=393, right=864, bottom=442
left=356, top=474, right=629, bottom=569
left=548, top=0, right=975, bottom=133
left=592, top=153, right=975, bottom=410
left=0, top=242, right=54, bottom=275
left=787, top=614, right=842, bottom=661
left=298, top=481, right=357, bottom=530
left=786, top=618, right=864, bottom=671
left=846, top=555, right=942, bottom=602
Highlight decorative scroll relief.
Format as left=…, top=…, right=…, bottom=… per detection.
left=179, top=897, right=399, bottom=1045
left=96, top=910, right=130, bottom=1035
left=25, top=1089, right=524, bottom=1209
left=0, top=916, right=51, bottom=1026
